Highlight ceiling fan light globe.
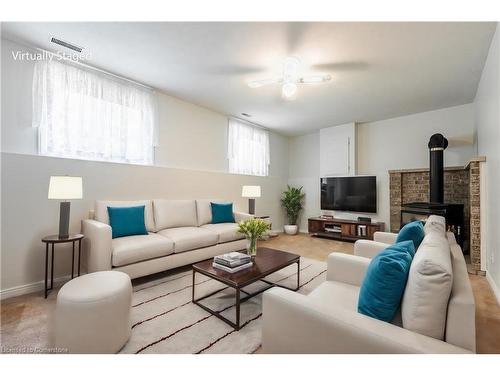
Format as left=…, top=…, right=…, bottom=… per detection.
left=283, top=56, right=300, bottom=82
left=282, top=82, right=298, bottom=99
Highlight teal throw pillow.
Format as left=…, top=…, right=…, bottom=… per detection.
left=211, top=202, right=235, bottom=224
left=358, top=240, right=415, bottom=322
left=107, top=205, right=148, bottom=239
left=396, top=220, right=425, bottom=249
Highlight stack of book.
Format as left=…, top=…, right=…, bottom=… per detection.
left=213, top=252, right=252, bottom=273
left=357, top=225, right=367, bottom=237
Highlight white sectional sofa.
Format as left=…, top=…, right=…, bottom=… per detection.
left=262, top=215, right=475, bottom=353
left=82, top=199, right=252, bottom=279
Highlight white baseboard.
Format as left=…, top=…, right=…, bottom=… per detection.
left=486, top=271, right=500, bottom=306
left=1, top=275, right=72, bottom=300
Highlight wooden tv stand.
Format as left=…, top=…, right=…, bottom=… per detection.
left=308, top=217, right=385, bottom=242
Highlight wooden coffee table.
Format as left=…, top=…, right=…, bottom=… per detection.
left=192, top=247, right=300, bottom=330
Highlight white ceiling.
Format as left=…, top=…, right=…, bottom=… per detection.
left=2, top=22, right=496, bottom=136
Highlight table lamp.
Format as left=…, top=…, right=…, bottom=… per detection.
left=48, top=176, right=83, bottom=239
left=242, top=185, right=261, bottom=215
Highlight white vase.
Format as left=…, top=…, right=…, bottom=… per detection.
left=284, top=225, right=298, bottom=235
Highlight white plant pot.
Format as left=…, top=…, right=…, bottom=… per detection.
left=284, top=225, right=299, bottom=235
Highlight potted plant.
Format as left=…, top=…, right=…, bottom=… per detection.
left=280, top=185, right=305, bottom=235
left=237, top=218, right=270, bottom=257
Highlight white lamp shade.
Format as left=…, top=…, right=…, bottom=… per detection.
left=242, top=185, right=261, bottom=198
left=48, top=176, right=83, bottom=200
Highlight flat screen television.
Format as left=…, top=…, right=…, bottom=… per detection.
left=321, top=176, right=377, bottom=213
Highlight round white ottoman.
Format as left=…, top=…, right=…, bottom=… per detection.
left=55, top=271, right=132, bottom=353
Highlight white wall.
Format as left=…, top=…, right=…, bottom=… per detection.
left=154, top=92, right=289, bottom=178
left=320, top=123, right=356, bottom=176
left=474, top=23, right=500, bottom=301
left=288, top=132, right=320, bottom=230
left=154, top=93, right=229, bottom=172
left=0, top=38, right=289, bottom=295
left=289, top=104, right=476, bottom=231
left=1, top=39, right=38, bottom=154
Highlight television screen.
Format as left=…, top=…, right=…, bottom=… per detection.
left=321, top=176, right=377, bottom=213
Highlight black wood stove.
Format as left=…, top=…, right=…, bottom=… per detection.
left=400, top=134, right=465, bottom=249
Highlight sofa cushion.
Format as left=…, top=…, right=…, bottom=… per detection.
left=196, top=199, right=229, bottom=226
left=153, top=199, right=197, bottom=231
left=401, top=231, right=453, bottom=340
left=158, top=227, right=218, bottom=253
left=107, top=205, right=148, bottom=239
left=211, top=202, right=235, bottom=224
left=96, top=200, right=155, bottom=232
left=112, top=233, right=174, bottom=267
left=423, top=215, right=446, bottom=237
left=308, top=280, right=403, bottom=326
left=201, top=223, right=245, bottom=243
left=396, top=220, right=424, bottom=249
left=358, top=241, right=414, bottom=322
left=309, top=280, right=360, bottom=313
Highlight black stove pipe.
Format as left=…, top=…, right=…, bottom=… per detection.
left=428, top=133, right=448, bottom=204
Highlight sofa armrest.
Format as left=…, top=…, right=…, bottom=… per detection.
left=326, top=253, right=371, bottom=286
left=262, top=287, right=472, bottom=354
left=373, top=231, right=398, bottom=244
left=234, top=211, right=254, bottom=222
left=354, top=240, right=389, bottom=259
left=81, top=219, right=112, bottom=273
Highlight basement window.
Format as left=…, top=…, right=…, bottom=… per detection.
left=227, top=118, right=270, bottom=176
left=32, top=59, right=156, bottom=165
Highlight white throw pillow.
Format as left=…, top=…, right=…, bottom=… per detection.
left=401, top=232, right=453, bottom=340
left=153, top=199, right=198, bottom=231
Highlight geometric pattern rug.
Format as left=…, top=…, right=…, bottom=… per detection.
left=120, top=257, right=327, bottom=354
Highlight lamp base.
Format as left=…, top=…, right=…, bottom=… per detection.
left=248, top=199, right=255, bottom=215
left=59, top=201, right=71, bottom=239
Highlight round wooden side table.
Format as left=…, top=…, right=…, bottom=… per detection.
left=41, top=234, right=84, bottom=298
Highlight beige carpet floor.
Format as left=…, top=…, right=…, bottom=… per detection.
left=122, top=257, right=326, bottom=354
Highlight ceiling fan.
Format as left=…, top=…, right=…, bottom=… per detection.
left=247, top=56, right=332, bottom=100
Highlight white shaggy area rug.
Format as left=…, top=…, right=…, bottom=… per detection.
left=120, top=257, right=327, bottom=354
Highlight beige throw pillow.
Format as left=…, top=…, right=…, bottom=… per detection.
left=401, top=232, right=453, bottom=340
left=423, top=215, right=446, bottom=236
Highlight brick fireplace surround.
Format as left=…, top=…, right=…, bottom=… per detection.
left=389, top=157, right=486, bottom=272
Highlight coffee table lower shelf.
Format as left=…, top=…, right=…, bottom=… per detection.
left=192, top=257, right=300, bottom=331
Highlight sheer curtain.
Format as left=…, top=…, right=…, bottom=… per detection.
left=32, top=59, right=157, bottom=165
left=227, top=118, right=270, bottom=176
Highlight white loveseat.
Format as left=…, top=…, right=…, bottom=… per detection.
left=262, top=215, right=475, bottom=353
left=82, top=199, right=252, bottom=279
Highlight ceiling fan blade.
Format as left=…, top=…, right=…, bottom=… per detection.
left=247, top=77, right=283, bottom=88
left=311, top=61, right=370, bottom=71
left=206, top=65, right=267, bottom=75
left=299, top=75, right=332, bottom=84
